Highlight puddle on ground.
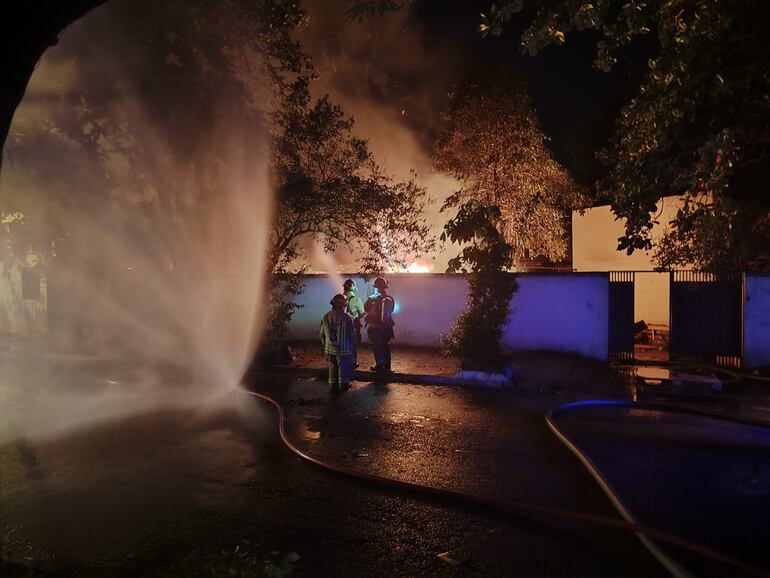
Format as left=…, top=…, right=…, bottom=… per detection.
left=389, top=412, right=433, bottom=425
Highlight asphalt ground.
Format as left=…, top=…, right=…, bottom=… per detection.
left=250, top=373, right=769, bottom=577
left=553, top=405, right=770, bottom=575
left=3, top=346, right=767, bottom=577
left=1, top=356, right=661, bottom=577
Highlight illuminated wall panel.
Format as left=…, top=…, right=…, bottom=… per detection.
left=287, top=273, right=609, bottom=360
left=501, top=274, right=608, bottom=360
left=744, top=274, right=770, bottom=369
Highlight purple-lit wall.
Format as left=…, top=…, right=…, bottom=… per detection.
left=744, top=274, right=770, bottom=369
left=286, top=273, right=609, bottom=360
left=500, top=274, right=608, bottom=359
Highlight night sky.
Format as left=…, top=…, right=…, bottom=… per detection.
left=304, top=0, right=645, bottom=185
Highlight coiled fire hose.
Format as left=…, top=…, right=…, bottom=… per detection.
left=243, top=388, right=770, bottom=578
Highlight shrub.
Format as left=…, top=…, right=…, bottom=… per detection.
left=441, top=201, right=518, bottom=367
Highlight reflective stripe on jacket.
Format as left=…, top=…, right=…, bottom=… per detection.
left=320, top=310, right=356, bottom=356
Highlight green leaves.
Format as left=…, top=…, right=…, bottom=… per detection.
left=480, top=1, right=524, bottom=37
left=485, top=0, right=770, bottom=270
left=441, top=201, right=518, bottom=365
left=433, top=68, right=583, bottom=267
left=271, top=73, right=433, bottom=277
left=345, top=1, right=404, bottom=22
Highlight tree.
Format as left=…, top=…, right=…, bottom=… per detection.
left=7, top=2, right=432, bottom=265
left=3, top=1, right=296, bottom=359
left=4, top=0, right=305, bottom=264
left=0, top=0, right=309, bottom=160
left=271, top=76, right=432, bottom=276
left=264, top=74, right=433, bottom=352
left=4, top=0, right=434, bottom=360
left=5, top=0, right=434, bottom=360
left=433, top=69, right=584, bottom=267
left=0, top=0, right=108, bottom=162
left=482, top=0, right=770, bottom=271
left=654, top=195, right=770, bottom=271
left=441, top=200, right=517, bottom=366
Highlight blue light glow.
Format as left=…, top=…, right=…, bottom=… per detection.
left=549, top=399, right=633, bottom=418
left=558, top=400, right=630, bottom=410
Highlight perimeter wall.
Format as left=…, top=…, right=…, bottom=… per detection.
left=745, top=274, right=770, bottom=369
left=286, top=273, right=609, bottom=361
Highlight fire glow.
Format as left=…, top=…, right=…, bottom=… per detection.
left=402, top=260, right=432, bottom=274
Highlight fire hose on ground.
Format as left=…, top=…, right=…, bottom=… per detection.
left=242, top=387, right=770, bottom=578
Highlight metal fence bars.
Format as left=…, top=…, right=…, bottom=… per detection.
left=669, top=271, right=742, bottom=367
left=608, top=271, right=635, bottom=361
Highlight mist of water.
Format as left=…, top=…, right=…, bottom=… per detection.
left=312, top=241, right=346, bottom=290
left=0, top=132, right=271, bottom=443
left=0, top=6, right=272, bottom=443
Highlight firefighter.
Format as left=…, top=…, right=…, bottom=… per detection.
left=320, top=294, right=356, bottom=390
left=343, top=278, right=365, bottom=367
left=364, top=277, right=395, bottom=373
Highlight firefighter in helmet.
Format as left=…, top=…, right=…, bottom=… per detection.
left=320, top=294, right=356, bottom=390
left=364, top=277, right=395, bottom=373
left=343, top=278, right=365, bottom=367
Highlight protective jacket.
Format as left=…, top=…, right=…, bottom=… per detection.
left=320, top=309, right=356, bottom=357
left=344, top=289, right=365, bottom=320
left=365, top=293, right=395, bottom=328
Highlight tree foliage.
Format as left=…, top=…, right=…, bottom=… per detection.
left=441, top=200, right=517, bottom=366
left=483, top=0, right=770, bottom=271
left=266, top=69, right=433, bottom=354
left=5, top=0, right=307, bottom=264
left=344, top=0, right=405, bottom=21
left=654, top=195, right=770, bottom=271
left=0, top=0, right=110, bottom=160
left=434, top=69, right=584, bottom=266
left=271, top=76, right=432, bottom=276
left=6, top=0, right=433, bottom=315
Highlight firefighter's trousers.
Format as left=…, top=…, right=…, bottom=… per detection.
left=327, top=353, right=353, bottom=389
left=367, top=326, right=392, bottom=370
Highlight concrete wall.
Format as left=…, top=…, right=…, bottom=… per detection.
left=286, top=273, right=609, bottom=360
left=634, top=272, right=669, bottom=327
left=572, top=197, right=686, bottom=328
left=500, top=274, right=608, bottom=359
left=744, top=274, right=770, bottom=369
left=572, top=197, right=684, bottom=272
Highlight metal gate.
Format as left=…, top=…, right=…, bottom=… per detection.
left=669, top=271, right=743, bottom=367
left=609, top=271, right=635, bottom=360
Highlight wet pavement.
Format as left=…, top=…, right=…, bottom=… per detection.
left=260, top=378, right=624, bottom=514
left=553, top=404, right=770, bottom=574
left=253, top=345, right=770, bottom=576
left=2, top=346, right=770, bottom=576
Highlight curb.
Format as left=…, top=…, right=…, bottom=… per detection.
left=249, top=366, right=515, bottom=388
